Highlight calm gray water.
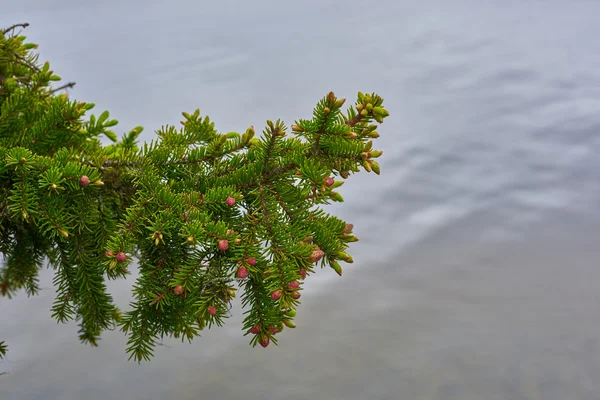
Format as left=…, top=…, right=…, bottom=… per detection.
left=3, top=1, right=600, bottom=399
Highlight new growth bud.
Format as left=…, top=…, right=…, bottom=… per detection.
left=116, top=252, right=127, bottom=263
left=271, top=290, right=283, bottom=301
left=283, top=319, right=296, bottom=329
left=259, top=336, right=270, bottom=348
left=79, top=175, right=90, bottom=187
left=330, top=260, right=343, bottom=276
left=237, top=266, right=249, bottom=279
left=250, top=325, right=261, bottom=334
left=299, top=268, right=307, bottom=280
left=309, top=248, right=324, bottom=263
left=218, top=239, right=229, bottom=252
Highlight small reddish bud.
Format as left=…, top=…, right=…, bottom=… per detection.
left=225, top=197, right=235, bottom=207
left=218, top=239, right=229, bottom=251
left=291, top=291, right=301, bottom=300
left=104, top=250, right=113, bottom=258
left=341, top=171, right=349, bottom=179
left=208, top=305, right=217, bottom=316
left=324, top=177, right=335, bottom=187
left=174, top=285, right=184, bottom=295
left=267, top=325, right=279, bottom=334
left=236, top=265, right=249, bottom=279
left=309, top=248, right=324, bottom=263
left=259, top=336, right=270, bottom=348
left=246, top=257, right=257, bottom=266
left=79, top=175, right=90, bottom=187
left=250, top=325, right=261, bottom=334
left=299, top=268, right=307, bottom=280
left=287, top=281, right=300, bottom=290
left=116, top=252, right=127, bottom=263
left=343, top=224, right=354, bottom=234
left=271, top=289, right=283, bottom=301
left=305, top=235, right=314, bottom=244
left=1, top=282, right=7, bottom=296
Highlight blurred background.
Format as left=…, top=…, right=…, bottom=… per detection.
left=2, top=1, right=600, bottom=399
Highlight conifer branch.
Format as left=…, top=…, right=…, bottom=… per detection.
left=0, top=23, right=390, bottom=361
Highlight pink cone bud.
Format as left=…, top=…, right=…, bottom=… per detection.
left=116, top=252, right=127, bottom=263
left=225, top=197, right=235, bottom=207
left=174, top=285, right=184, bottom=295
left=259, top=336, right=270, bottom=348
left=267, top=325, right=279, bottom=334
left=79, top=175, right=90, bottom=187
left=271, top=289, right=282, bottom=301
left=291, top=291, right=301, bottom=300
left=218, top=239, right=229, bottom=251
left=309, top=248, right=324, bottom=263
left=250, top=325, right=261, bottom=334
left=246, top=257, right=257, bottom=266
left=208, top=305, right=217, bottom=316
left=237, top=266, right=249, bottom=279
left=324, top=177, right=334, bottom=187
left=341, top=171, right=349, bottom=179
left=104, top=250, right=113, bottom=258
left=287, top=281, right=300, bottom=290
left=299, top=268, right=307, bottom=280
left=343, top=224, right=354, bottom=234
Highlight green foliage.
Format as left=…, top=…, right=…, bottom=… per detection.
left=0, top=23, right=390, bottom=362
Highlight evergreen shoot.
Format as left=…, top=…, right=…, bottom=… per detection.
left=0, top=23, right=389, bottom=362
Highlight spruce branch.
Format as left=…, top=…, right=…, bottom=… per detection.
left=0, top=23, right=390, bottom=362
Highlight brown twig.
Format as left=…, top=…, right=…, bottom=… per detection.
left=51, top=82, right=76, bottom=93
left=2, top=22, right=29, bottom=35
